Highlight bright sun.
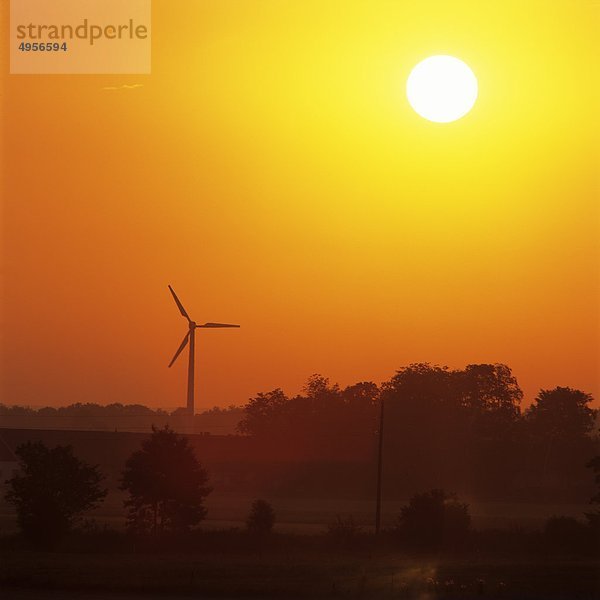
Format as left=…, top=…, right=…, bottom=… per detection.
left=406, top=55, right=478, bottom=123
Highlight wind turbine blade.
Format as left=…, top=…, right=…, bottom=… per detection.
left=168, top=332, right=190, bottom=367
left=198, top=322, right=240, bottom=328
left=168, top=285, right=191, bottom=321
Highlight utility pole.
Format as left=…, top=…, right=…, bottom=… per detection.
left=375, top=396, right=384, bottom=534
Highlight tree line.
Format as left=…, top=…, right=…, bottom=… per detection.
left=0, top=403, right=244, bottom=434
left=238, top=364, right=599, bottom=499
left=2, top=362, right=598, bottom=503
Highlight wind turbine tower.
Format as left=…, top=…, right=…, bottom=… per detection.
left=167, top=285, right=239, bottom=417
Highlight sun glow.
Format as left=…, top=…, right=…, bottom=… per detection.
left=2, top=0, right=598, bottom=408
left=406, top=55, right=478, bottom=123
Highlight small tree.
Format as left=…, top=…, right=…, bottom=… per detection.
left=120, top=426, right=211, bottom=534
left=5, top=442, right=106, bottom=548
left=246, top=499, right=275, bottom=534
left=396, top=489, right=470, bottom=550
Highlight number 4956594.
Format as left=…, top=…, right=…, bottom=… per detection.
left=18, top=42, right=68, bottom=52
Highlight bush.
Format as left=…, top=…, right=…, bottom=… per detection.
left=544, top=516, right=593, bottom=554
left=327, top=515, right=361, bottom=547
left=246, top=499, right=275, bottom=535
left=396, top=489, right=470, bottom=550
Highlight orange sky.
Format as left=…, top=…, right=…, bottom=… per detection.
left=1, top=0, right=599, bottom=411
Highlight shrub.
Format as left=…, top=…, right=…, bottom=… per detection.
left=544, top=516, right=592, bottom=554
left=246, top=499, right=275, bottom=535
left=396, top=489, right=470, bottom=550
left=327, top=515, right=361, bottom=545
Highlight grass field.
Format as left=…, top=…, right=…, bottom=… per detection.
left=1, top=457, right=597, bottom=598
left=1, top=491, right=598, bottom=598
left=1, top=547, right=598, bottom=599
left=1, top=490, right=593, bottom=536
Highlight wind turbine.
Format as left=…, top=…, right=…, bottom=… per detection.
left=167, top=285, right=239, bottom=416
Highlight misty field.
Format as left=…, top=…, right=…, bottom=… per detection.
left=1, top=491, right=593, bottom=536
left=1, top=492, right=598, bottom=598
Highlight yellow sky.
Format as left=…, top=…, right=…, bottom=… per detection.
left=1, top=0, right=599, bottom=410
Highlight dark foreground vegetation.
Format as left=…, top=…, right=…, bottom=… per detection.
left=2, top=433, right=599, bottom=598
left=1, top=527, right=599, bottom=599
left=2, top=363, right=599, bottom=598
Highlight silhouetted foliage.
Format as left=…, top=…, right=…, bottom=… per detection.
left=524, top=387, right=597, bottom=494
left=526, top=387, right=596, bottom=439
left=3, top=366, right=597, bottom=505
left=380, top=363, right=526, bottom=495
left=236, top=367, right=598, bottom=501
left=327, top=515, right=361, bottom=546
left=588, top=455, right=600, bottom=504
left=543, top=516, right=595, bottom=554
left=238, top=376, right=379, bottom=461
left=459, top=363, right=523, bottom=417
left=120, top=426, right=211, bottom=534
left=0, top=402, right=244, bottom=434
left=396, top=489, right=471, bottom=550
left=237, top=389, right=289, bottom=437
left=586, top=455, right=600, bottom=534
left=246, top=499, right=275, bottom=534
left=5, top=441, right=106, bottom=548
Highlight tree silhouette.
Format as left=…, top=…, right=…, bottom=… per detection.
left=238, top=376, right=378, bottom=459
left=236, top=367, right=597, bottom=499
left=525, top=387, right=597, bottom=489
left=120, top=426, right=211, bottom=535
left=459, top=363, right=522, bottom=422
left=237, top=389, right=289, bottom=436
left=5, top=442, right=106, bottom=548
left=585, top=455, right=600, bottom=536
left=246, top=498, right=276, bottom=534
left=588, top=455, right=600, bottom=505
left=526, top=387, right=596, bottom=439
left=381, top=364, right=466, bottom=492
left=396, top=489, right=471, bottom=550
